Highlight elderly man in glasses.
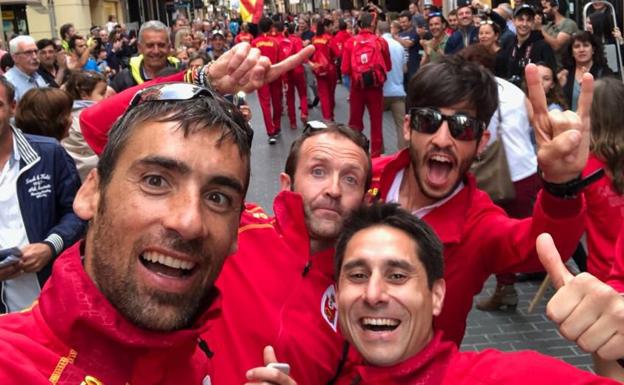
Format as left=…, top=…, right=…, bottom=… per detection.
left=5, top=35, right=47, bottom=101
left=367, top=54, right=594, bottom=348
left=0, top=42, right=313, bottom=385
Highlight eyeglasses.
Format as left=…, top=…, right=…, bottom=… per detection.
left=303, top=120, right=370, bottom=153
left=409, top=107, right=485, bottom=141
left=15, top=49, right=39, bottom=56
left=127, top=82, right=254, bottom=146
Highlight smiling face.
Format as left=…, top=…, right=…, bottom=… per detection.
left=537, top=64, right=554, bottom=93
left=139, top=29, right=171, bottom=70
left=402, top=102, right=489, bottom=207
left=75, top=121, right=247, bottom=331
left=478, top=23, right=498, bottom=47
left=337, top=225, right=445, bottom=367
left=457, top=6, right=474, bottom=28
left=280, top=132, right=368, bottom=250
left=513, top=14, right=534, bottom=39
left=447, top=14, right=458, bottom=29
left=428, top=16, right=444, bottom=38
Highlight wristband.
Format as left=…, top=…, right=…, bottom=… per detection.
left=539, top=168, right=605, bottom=199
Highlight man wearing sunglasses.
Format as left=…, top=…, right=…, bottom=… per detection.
left=367, top=55, right=594, bottom=348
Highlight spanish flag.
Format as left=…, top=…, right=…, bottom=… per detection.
left=240, top=0, right=264, bottom=24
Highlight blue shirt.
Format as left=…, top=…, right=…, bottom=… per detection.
left=4, top=66, right=48, bottom=101
left=382, top=33, right=407, bottom=98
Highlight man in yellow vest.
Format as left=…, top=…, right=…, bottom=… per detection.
left=110, top=20, right=180, bottom=92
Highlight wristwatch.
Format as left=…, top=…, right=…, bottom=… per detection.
left=539, top=168, right=605, bottom=199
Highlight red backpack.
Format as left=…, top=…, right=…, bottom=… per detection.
left=350, top=34, right=386, bottom=89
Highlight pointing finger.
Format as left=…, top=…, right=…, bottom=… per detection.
left=575, top=72, right=594, bottom=124
left=525, top=63, right=549, bottom=117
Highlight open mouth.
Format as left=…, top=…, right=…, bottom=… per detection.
left=139, top=251, right=197, bottom=279
left=360, top=317, right=401, bottom=332
left=427, top=154, right=454, bottom=185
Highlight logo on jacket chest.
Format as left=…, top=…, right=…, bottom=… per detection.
left=25, top=173, right=52, bottom=199
left=321, top=284, right=338, bottom=332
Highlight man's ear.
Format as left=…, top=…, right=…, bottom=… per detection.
left=73, top=169, right=101, bottom=221
left=402, top=114, right=411, bottom=143
left=476, top=130, right=491, bottom=157
left=279, top=172, right=292, bottom=192
left=431, top=278, right=446, bottom=317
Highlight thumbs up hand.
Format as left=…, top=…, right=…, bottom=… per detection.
left=537, top=233, right=624, bottom=361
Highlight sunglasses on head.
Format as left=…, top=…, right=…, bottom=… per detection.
left=126, top=82, right=254, bottom=146
left=304, top=120, right=370, bottom=153
left=409, top=107, right=485, bottom=141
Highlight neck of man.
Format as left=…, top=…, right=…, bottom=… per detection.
left=554, top=12, right=564, bottom=24
left=0, top=124, right=14, bottom=170
left=42, top=62, right=55, bottom=72
left=309, top=238, right=334, bottom=256
left=517, top=32, right=530, bottom=45
left=142, top=62, right=164, bottom=79
left=399, top=161, right=436, bottom=212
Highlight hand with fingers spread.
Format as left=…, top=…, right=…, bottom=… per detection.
left=537, top=233, right=624, bottom=361
left=207, top=42, right=315, bottom=95
left=245, top=346, right=297, bottom=385
left=525, top=63, right=593, bottom=184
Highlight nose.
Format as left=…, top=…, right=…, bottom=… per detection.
left=324, top=173, right=342, bottom=199
left=430, top=121, right=454, bottom=148
left=364, top=273, right=388, bottom=306
left=162, top=190, right=205, bottom=240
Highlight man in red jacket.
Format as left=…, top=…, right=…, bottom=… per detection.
left=205, top=122, right=372, bottom=385
left=253, top=17, right=283, bottom=144
left=342, top=12, right=391, bottom=157
left=367, top=56, right=593, bottom=347
left=331, top=202, right=619, bottom=384
left=0, top=41, right=311, bottom=385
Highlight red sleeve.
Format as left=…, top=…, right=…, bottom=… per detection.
left=341, top=37, right=353, bottom=75
left=608, top=226, right=624, bottom=292
left=80, top=71, right=185, bottom=155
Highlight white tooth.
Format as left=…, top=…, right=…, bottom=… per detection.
left=362, top=317, right=399, bottom=326
left=142, top=252, right=196, bottom=271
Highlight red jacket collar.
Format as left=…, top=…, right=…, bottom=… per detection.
left=39, top=242, right=220, bottom=353
left=350, top=331, right=456, bottom=384
left=370, top=149, right=476, bottom=245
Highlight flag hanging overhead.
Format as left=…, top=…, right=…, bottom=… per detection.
left=240, top=0, right=264, bottom=24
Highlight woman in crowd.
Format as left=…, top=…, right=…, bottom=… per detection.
left=560, top=31, right=612, bottom=111
left=310, top=20, right=337, bottom=121
left=478, top=19, right=507, bottom=77
left=15, top=88, right=72, bottom=141
left=532, top=61, right=568, bottom=111
left=61, top=70, right=109, bottom=180
left=583, top=77, right=624, bottom=283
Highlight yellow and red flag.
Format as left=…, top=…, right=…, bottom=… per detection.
left=240, top=0, right=264, bottom=24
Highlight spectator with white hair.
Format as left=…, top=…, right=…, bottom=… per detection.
left=5, top=35, right=48, bottom=101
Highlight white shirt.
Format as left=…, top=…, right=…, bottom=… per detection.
left=386, top=168, right=464, bottom=218
left=382, top=33, right=407, bottom=98
left=486, top=77, right=537, bottom=182
left=0, top=133, right=40, bottom=312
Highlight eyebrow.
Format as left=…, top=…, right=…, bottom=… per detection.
left=134, top=156, right=245, bottom=194
left=341, top=258, right=416, bottom=272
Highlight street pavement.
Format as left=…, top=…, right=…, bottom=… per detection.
left=243, top=81, right=593, bottom=371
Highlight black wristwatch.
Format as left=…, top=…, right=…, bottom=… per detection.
left=539, top=168, right=605, bottom=199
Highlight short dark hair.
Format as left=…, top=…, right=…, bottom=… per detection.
left=0, top=54, right=14, bottom=75
left=259, top=17, right=273, bottom=33
left=15, top=88, right=73, bottom=141
left=334, top=202, right=444, bottom=288
left=64, top=70, right=107, bottom=101
left=358, top=12, right=374, bottom=28
left=0, top=75, right=15, bottom=102
left=97, top=88, right=253, bottom=193
left=36, top=38, right=57, bottom=51
left=459, top=43, right=496, bottom=73
left=284, top=123, right=372, bottom=192
left=60, top=23, right=74, bottom=40
left=69, top=35, right=85, bottom=51
left=406, top=55, right=498, bottom=125
left=399, top=10, right=412, bottom=20
left=339, top=18, right=347, bottom=30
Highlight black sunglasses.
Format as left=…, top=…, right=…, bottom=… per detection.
left=409, top=107, right=485, bottom=141
left=127, top=82, right=254, bottom=146
left=303, top=120, right=370, bottom=153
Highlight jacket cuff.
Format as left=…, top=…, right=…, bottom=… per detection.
left=539, top=189, right=583, bottom=219
left=44, top=234, right=64, bottom=257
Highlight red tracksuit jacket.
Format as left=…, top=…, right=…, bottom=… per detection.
left=336, top=332, right=617, bottom=384
left=205, top=191, right=345, bottom=385
left=369, top=149, right=586, bottom=346
left=0, top=242, right=217, bottom=384
left=583, top=153, right=624, bottom=282
left=252, top=33, right=279, bottom=64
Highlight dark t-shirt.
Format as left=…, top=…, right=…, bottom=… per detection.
left=399, top=29, right=421, bottom=76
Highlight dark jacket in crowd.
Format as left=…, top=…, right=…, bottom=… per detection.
left=502, top=30, right=556, bottom=82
